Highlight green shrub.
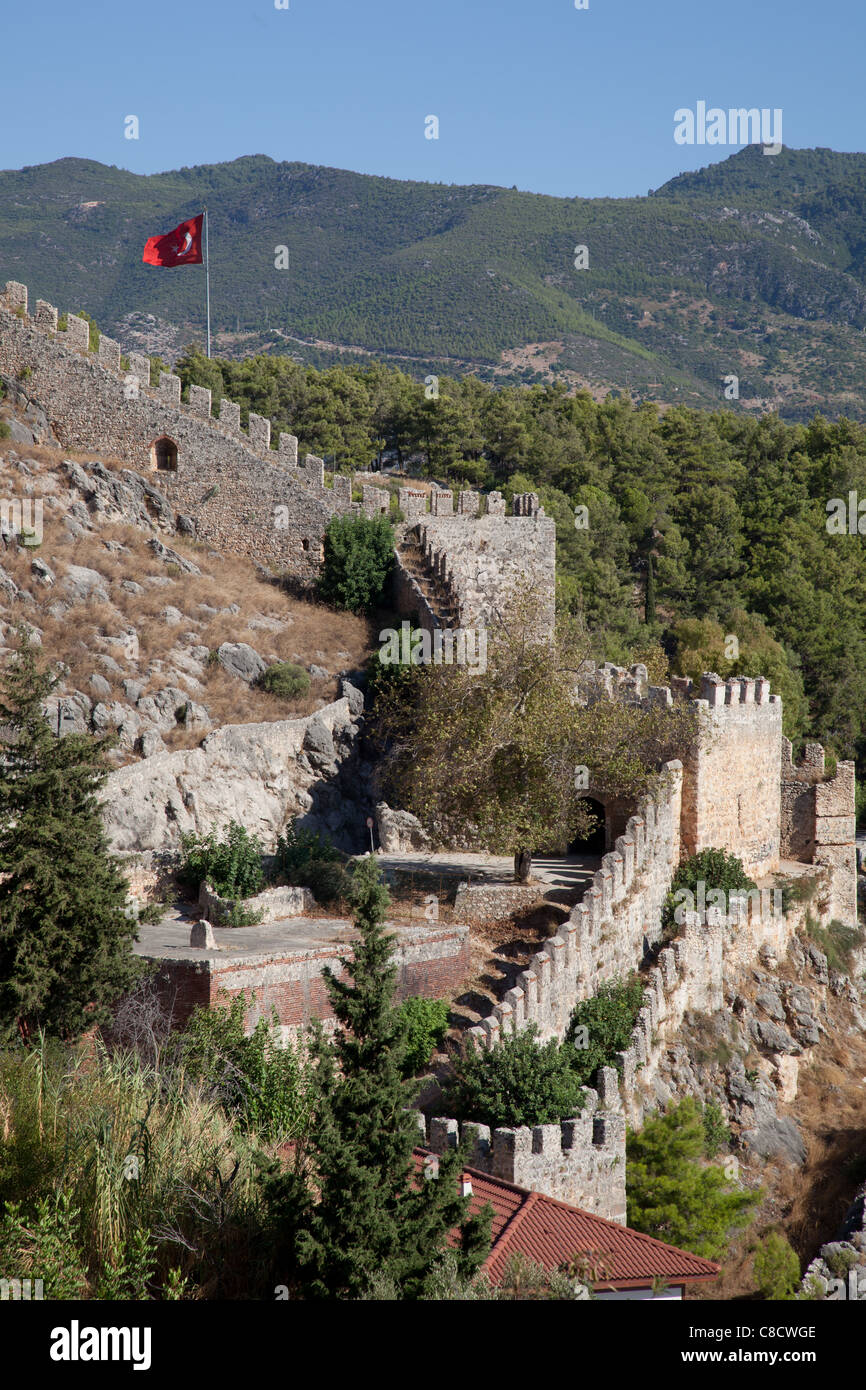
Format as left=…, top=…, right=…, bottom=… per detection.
left=824, top=1245, right=858, bottom=1278
left=702, top=1101, right=731, bottom=1158
left=365, top=635, right=423, bottom=709
left=442, top=1025, right=586, bottom=1129
left=564, top=978, right=645, bottom=1085
left=173, top=992, right=317, bottom=1142
left=318, top=514, right=394, bottom=613
left=396, top=997, right=450, bottom=1077
left=273, top=822, right=353, bottom=904
left=222, top=901, right=264, bottom=927
left=804, top=916, right=863, bottom=974
left=0, top=422, right=10, bottom=440
left=306, top=858, right=354, bottom=906
left=0, top=1191, right=88, bottom=1299
left=136, top=899, right=169, bottom=926
left=179, top=821, right=265, bottom=899
left=753, top=1231, right=801, bottom=1299
left=662, top=848, right=757, bottom=938
left=261, top=662, right=311, bottom=700
left=274, top=821, right=340, bottom=876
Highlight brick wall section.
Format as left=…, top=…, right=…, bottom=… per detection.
left=680, top=674, right=783, bottom=878
left=144, top=922, right=470, bottom=1034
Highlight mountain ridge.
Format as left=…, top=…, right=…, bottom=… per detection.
left=4, top=145, right=866, bottom=418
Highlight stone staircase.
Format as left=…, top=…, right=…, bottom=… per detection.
left=395, top=527, right=461, bottom=629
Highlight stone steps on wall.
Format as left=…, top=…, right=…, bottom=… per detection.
left=396, top=536, right=461, bottom=628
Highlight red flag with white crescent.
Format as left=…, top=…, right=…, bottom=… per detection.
left=142, top=214, right=204, bottom=268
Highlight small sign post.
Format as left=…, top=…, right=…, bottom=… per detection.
left=366, top=816, right=375, bottom=854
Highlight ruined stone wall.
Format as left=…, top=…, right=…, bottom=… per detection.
left=679, top=674, right=783, bottom=878
left=415, top=1069, right=627, bottom=1222
left=611, top=900, right=797, bottom=1124
left=780, top=739, right=857, bottom=925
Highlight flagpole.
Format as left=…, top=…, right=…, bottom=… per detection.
left=204, top=207, right=211, bottom=358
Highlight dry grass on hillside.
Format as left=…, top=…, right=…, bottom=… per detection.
left=0, top=444, right=375, bottom=743
left=689, top=995, right=866, bottom=1301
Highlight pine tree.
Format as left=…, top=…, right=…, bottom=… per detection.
left=287, top=854, right=490, bottom=1298
left=627, top=1097, right=759, bottom=1260
left=0, top=633, right=142, bottom=1041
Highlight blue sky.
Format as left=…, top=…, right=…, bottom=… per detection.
left=3, top=0, right=864, bottom=197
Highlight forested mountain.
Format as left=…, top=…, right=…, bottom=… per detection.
left=4, top=146, right=866, bottom=417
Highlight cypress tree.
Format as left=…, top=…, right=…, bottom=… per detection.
left=288, top=853, right=490, bottom=1298
left=0, top=632, right=141, bottom=1041
left=645, top=550, right=657, bottom=625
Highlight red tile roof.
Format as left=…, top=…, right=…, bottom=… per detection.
left=414, top=1150, right=719, bottom=1291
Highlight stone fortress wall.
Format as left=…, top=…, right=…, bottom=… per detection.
left=465, top=760, right=684, bottom=1051
left=673, top=672, right=783, bottom=879
left=432, top=668, right=857, bottom=1210
left=413, top=1073, right=627, bottom=1223
left=780, top=739, right=857, bottom=924
left=0, top=282, right=557, bottom=615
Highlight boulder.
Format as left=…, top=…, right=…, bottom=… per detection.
left=89, top=672, right=113, bottom=700
left=61, top=564, right=110, bottom=605
left=741, top=1115, right=806, bottom=1165
left=148, top=537, right=201, bottom=575
left=138, top=729, right=167, bottom=758
left=375, top=801, right=431, bottom=853
left=217, top=642, right=266, bottom=684
left=0, top=565, right=21, bottom=601
left=340, top=679, right=365, bottom=717
left=30, top=557, right=54, bottom=585
left=755, top=988, right=785, bottom=1021
left=6, top=419, right=35, bottom=446
left=750, top=1018, right=801, bottom=1055
left=42, top=693, right=91, bottom=736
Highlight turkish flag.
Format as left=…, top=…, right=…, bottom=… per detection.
left=142, top=214, right=204, bottom=267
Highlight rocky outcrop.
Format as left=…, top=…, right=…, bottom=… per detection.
left=648, top=933, right=866, bottom=1170
left=99, top=687, right=376, bottom=859
left=802, top=1185, right=866, bottom=1299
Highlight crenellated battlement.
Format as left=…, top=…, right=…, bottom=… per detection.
left=463, top=761, right=683, bottom=1050
left=0, top=282, right=555, bottom=596
left=413, top=1074, right=627, bottom=1221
